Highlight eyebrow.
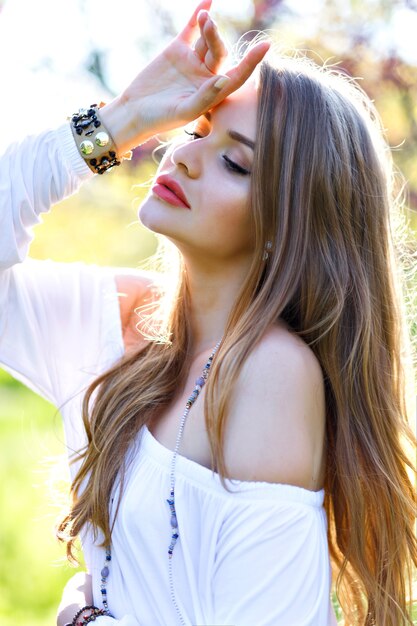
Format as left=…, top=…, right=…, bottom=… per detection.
left=203, top=112, right=255, bottom=151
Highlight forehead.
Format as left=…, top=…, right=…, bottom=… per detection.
left=209, top=79, right=258, bottom=131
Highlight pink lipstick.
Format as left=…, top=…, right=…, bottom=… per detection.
left=152, top=175, right=190, bottom=209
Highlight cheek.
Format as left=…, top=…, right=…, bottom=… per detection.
left=208, top=193, right=253, bottom=250
left=216, top=183, right=250, bottom=225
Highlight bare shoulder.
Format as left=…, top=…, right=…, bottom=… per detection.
left=115, top=270, right=159, bottom=351
left=224, top=323, right=326, bottom=490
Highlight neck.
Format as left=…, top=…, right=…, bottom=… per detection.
left=183, top=255, right=252, bottom=357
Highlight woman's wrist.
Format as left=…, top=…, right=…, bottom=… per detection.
left=99, top=94, right=155, bottom=156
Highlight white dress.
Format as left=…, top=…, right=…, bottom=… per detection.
left=0, top=124, right=335, bottom=625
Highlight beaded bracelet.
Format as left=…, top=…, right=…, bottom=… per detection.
left=65, top=604, right=109, bottom=626
left=69, top=103, right=132, bottom=175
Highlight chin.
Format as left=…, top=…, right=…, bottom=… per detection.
left=137, top=197, right=164, bottom=233
left=138, top=196, right=181, bottom=239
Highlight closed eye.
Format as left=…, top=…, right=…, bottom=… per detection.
left=222, top=155, right=250, bottom=176
left=184, top=130, right=250, bottom=176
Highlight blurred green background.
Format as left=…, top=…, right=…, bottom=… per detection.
left=1, top=0, right=417, bottom=624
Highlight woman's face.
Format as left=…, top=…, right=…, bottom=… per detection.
left=139, top=79, right=258, bottom=266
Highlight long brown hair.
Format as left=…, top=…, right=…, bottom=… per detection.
left=58, top=53, right=417, bottom=624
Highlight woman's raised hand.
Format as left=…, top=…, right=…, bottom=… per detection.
left=100, top=0, right=270, bottom=154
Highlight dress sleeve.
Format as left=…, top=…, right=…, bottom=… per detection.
left=212, top=499, right=331, bottom=626
left=0, top=123, right=122, bottom=407
left=0, top=258, right=122, bottom=406
left=0, top=122, right=92, bottom=270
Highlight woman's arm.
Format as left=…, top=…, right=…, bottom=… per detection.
left=56, top=575, right=143, bottom=625
left=0, top=0, right=268, bottom=274
left=0, top=0, right=268, bottom=395
left=57, top=573, right=93, bottom=626
left=57, top=574, right=142, bottom=626
left=0, top=124, right=93, bottom=271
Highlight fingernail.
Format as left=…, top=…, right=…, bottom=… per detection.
left=214, top=75, right=230, bottom=89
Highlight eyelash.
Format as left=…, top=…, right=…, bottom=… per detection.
left=184, top=130, right=250, bottom=176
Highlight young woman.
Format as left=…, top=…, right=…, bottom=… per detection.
left=0, top=1, right=416, bottom=624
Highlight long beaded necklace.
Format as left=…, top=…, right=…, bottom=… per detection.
left=99, top=341, right=222, bottom=624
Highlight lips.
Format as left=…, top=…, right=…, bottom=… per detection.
left=152, top=174, right=190, bottom=209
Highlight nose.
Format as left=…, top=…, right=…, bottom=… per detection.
left=169, top=138, right=201, bottom=179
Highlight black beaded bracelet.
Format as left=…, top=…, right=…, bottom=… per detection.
left=69, top=604, right=108, bottom=626
left=81, top=612, right=106, bottom=624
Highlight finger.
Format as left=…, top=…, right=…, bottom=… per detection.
left=193, top=10, right=210, bottom=60
left=197, top=8, right=210, bottom=30
left=194, top=36, right=209, bottom=62
left=188, top=41, right=270, bottom=116
left=203, top=17, right=228, bottom=73
left=220, top=41, right=271, bottom=95
left=178, top=0, right=213, bottom=44
left=184, top=74, right=232, bottom=118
